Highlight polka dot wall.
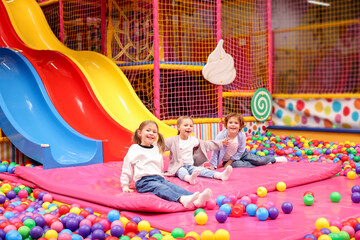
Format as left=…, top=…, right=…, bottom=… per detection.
left=272, top=98, right=360, bottom=128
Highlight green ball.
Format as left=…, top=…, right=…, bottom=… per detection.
left=12, top=186, right=21, bottom=194
left=303, top=194, right=314, bottom=206
left=266, top=132, right=271, bottom=137
left=337, top=231, right=350, bottom=240
left=194, top=208, right=205, bottom=217
left=119, top=236, right=131, bottom=240
left=18, top=226, right=30, bottom=239
left=23, top=218, right=36, bottom=229
left=171, top=228, right=185, bottom=238
left=23, top=186, right=32, bottom=195
left=276, top=137, right=281, bottom=142
left=328, top=232, right=341, bottom=240
left=9, top=162, right=16, bottom=166
left=151, top=233, right=164, bottom=240
left=263, top=149, right=269, bottom=156
left=353, top=156, right=360, bottom=162
left=330, top=192, right=341, bottom=203
left=350, top=149, right=357, bottom=155
left=306, top=150, right=313, bottom=155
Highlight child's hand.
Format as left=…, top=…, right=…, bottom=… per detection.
left=122, top=187, right=134, bottom=193
left=206, top=166, right=216, bottom=170
left=222, top=138, right=231, bottom=146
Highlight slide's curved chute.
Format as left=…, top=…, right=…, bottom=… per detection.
left=0, top=1, right=132, bottom=162
left=0, top=48, right=103, bottom=169
left=3, top=0, right=177, bottom=138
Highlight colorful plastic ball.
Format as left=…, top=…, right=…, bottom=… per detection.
left=171, top=228, right=185, bottom=238
left=257, top=187, right=267, bottom=197
left=268, top=207, right=279, bottom=220
left=92, top=229, right=105, bottom=240
left=330, top=192, right=342, bottom=203
left=315, top=218, right=330, bottom=230
left=248, top=193, right=258, bottom=204
left=110, top=225, right=123, bottom=238
left=352, top=185, right=360, bottom=193
left=194, top=208, right=206, bottom=217
left=206, top=199, right=216, bottom=210
left=303, top=191, right=315, bottom=198
left=351, top=192, right=360, bottom=203
left=194, top=212, right=208, bottom=225
left=17, top=226, right=30, bottom=239
left=200, top=230, right=215, bottom=240
left=107, top=210, right=120, bottom=223
left=317, top=235, right=332, bottom=240
left=337, top=231, right=350, bottom=240
left=281, top=202, right=293, bottom=214
left=137, top=220, right=150, bottom=232
left=220, top=197, right=232, bottom=206
left=216, top=195, right=226, bottom=206
left=215, top=210, right=228, bottom=223
left=214, top=229, right=230, bottom=240
left=246, top=204, right=257, bottom=217
left=341, top=225, right=355, bottom=238
left=231, top=205, right=244, bottom=218
left=124, top=221, right=138, bottom=234
left=30, top=226, right=44, bottom=239
left=45, top=229, right=58, bottom=239
left=219, top=204, right=231, bottom=216
left=130, top=216, right=142, bottom=224
left=5, top=230, right=22, bottom=240
left=78, top=224, right=92, bottom=238
left=302, top=234, right=317, bottom=240
left=256, top=208, right=269, bottom=221
left=347, top=171, right=357, bottom=180
left=303, top=194, right=315, bottom=206
left=276, top=182, right=286, bottom=192
left=185, top=231, right=199, bottom=240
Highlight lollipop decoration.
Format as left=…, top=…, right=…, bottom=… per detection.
left=251, top=88, right=273, bottom=122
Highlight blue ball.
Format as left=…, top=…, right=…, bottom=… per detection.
left=256, top=208, right=269, bottom=221
left=246, top=204, right=257, bottom=217
left=219, top=204, right=232, bottom=215
left=107, top=210, right=120, bottom=223
left=0, top=165, right=7, bottom=173
left=216, top=195, right=226, bottom=206
left=5, top=230, right=22, bottom=240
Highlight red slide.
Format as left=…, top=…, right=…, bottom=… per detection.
left=0, top=1, right=132, bottom=162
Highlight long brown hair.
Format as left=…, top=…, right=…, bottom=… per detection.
left=223, top=113, right=245, bottom=131
left=132, top=120, right=165, bottom=153
left=176, top=116, right=193, bottom=135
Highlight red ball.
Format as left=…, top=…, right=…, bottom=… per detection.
left=0, top=221, right=10, bottom=229
left=312, top=230, right=323, bottom=238
left=48, top=218, right=61, bottom=226
left=231, top=205, right=244, bottom=218
left=342, top=221, right=352, bottom=227
left=346, top=218, right=359, bottom=228
left=303, top=191, right=315, bottom=198
left=14, top=222, right=24, bottom=230
left=58, top=205, right=70, bottom=216
left=79, top=210, right=91, bottom=218
left=124, top=221, right=139, bottom=234
left=125, top=232, right=136, bottom=238
left=33, top=189, right=42, bottom=199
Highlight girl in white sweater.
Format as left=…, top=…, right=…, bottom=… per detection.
left=120, top=120, right=212, bottom=208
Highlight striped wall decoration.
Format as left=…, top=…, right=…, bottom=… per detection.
left=0, top=142, right=26, bottom=165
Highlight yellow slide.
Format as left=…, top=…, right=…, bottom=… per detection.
left=3, top=0, right=177, bottom=138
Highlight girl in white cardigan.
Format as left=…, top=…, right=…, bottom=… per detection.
left=164, top=116, right=233, bottom=185
left=120, top=120, right=212, bottom=208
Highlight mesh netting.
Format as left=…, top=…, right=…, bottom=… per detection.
left=40, top=0, right=270, bottom=121
left=273, top=0, right=360, bottom=95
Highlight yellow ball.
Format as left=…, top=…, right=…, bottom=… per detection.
left=137, top=220, right=151, bottom=232
left=257, top=187, right=267, bottom=197
left=42, top=202, right=50, bottom=209
left=315, top=218, right=329, bottom=230
left=347, top=171, right=357, bottom=180
left=195, top=212, right=208, bottom=225
left=48, top=206, right=58, bottom=211
left=120, top=217, right=129, bottom=226
left=258, top=152, right=265, bottom=156
left=214, top=229, right=230, bottom=240
left=0, top=183, right=11, bottom=193
left=185, top=231, right=200, bottom=240
left=70, top=207, right=81, bottom=215
left=131, top=237, right=142, bottom=240
left=276, top=182, right=286, bottom=192
left=162, top=235, right=176, bottom=240
left=44, top=229, right=58, bottom=239
left=18, top=185, right=25, bottom=189
left=318, top=235, right=332, bottom=240
left=328, top=226, right=340, bottom=233
left=200, top=230, right=215, bottom=240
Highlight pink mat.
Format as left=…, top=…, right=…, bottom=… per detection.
left=14, top=162, right=341, bottom=213
left=123, top=176, right=360, bottom=240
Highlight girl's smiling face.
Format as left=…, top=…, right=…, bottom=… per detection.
left=138, top=123, right=158, bottom=146
left=226, top=116, right=241, bottom=136
left=177, top=118, right=194, bottom=140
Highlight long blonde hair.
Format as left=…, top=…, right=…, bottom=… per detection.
left=132, top=120, right=165, bottom=153
left=176, top=116, right=193, bottom=135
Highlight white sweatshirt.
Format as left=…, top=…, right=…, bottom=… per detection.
left=120, top=144, right=164, bottom=189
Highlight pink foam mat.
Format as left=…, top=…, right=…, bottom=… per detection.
left=122, top=176, right=360, bottom=239
left=14, top=161, right=341, bottom=213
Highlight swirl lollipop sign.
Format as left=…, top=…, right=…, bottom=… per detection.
left=251, top=88, right=273, bottom=122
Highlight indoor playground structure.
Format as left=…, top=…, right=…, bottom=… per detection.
left=0, top=0, right=359, bottom=239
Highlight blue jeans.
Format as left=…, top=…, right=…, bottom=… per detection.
left=176, top=165, right=216, bottom=180
left=223, top=151, right=276, bottom=168
left=135, top=175, right=193, bottom=202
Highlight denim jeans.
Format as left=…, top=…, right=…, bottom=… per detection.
left=135, top=175, right=193, bottom=202
left=176, top=165, right=216, bottom=180
left=223, top=151, right=276, bottom=168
